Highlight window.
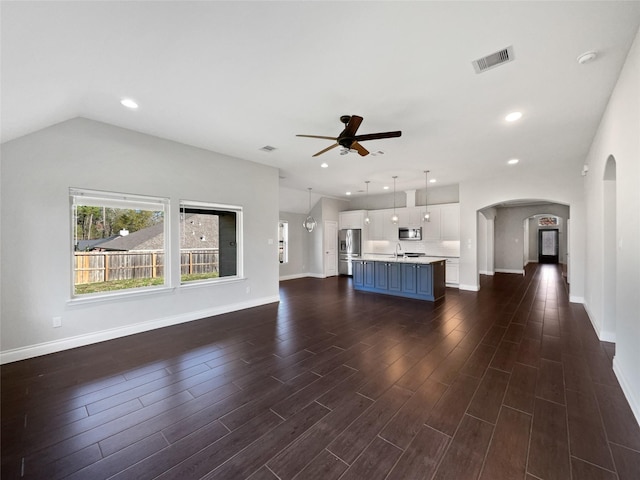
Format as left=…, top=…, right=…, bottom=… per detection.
left=71, top=188, right=169, bottom=297
left=279, top=221, right=289, bottom=264
left=538, top=216, right=559, bottom=227
left=180, top=200, right=242, bottom=283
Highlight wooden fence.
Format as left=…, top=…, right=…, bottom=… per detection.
left=74, top=249, right=219, bottom=284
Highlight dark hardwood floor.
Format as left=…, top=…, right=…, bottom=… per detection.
left=2, top=264, right=640, bottom=479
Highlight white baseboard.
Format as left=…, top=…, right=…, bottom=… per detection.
left=570, top=295, right=585, bottom=304
left=0, top=295, right=280, bottom=365
left=279, top=273, right=309, bottom=281
left=582, top=302, right=616, bottom=342
left=307, top=273, right=327, bottom=279
left=459, top=284, right=480, bottom=292
left=494, top=268, right=524, bottom=275
left=478, top=270, right=494, bottom=276
left=613, top=357, right=640, bottom=428
left=599, top=331, right=616, bottom=343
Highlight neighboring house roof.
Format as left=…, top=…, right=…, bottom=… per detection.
left=94, top=214, right=219, bottom=251
left=76, top=235, right=120, bottom=251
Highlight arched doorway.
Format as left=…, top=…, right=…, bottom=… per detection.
left=477, top=200, right=569, bottom=278
left=602, top=155, right=617, bottom=340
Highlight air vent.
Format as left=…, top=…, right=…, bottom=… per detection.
left=472, top=46, right=515, bottom=74
left=259, top=145, right=277, bottom=152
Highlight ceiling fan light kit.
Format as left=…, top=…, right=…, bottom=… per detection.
left=297, top=115, right=401, bottom=157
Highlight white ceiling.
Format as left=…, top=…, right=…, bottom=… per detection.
left=2, top=1, right=639, bottom=210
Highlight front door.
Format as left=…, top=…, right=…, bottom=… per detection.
left=538, top=229, right=559, bottom=264
left=324, top=220, right=338, bottom=277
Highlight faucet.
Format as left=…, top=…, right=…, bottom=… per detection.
left=395, top=242, right=402, bottom=259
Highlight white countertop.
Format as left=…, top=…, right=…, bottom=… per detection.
left=358, top=254, right=448, bottom=264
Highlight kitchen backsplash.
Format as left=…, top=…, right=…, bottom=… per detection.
left=366, top=240, right=460, bottom=257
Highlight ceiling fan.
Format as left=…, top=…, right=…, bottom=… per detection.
left=297, top=115, right=402, bottom=157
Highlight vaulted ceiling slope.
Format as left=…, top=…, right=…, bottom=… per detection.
left=2, top=1, right=639, bottom=199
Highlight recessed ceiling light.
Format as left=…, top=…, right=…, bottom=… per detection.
left=346, top=191, right=351, bottom=196
left=120, top=98, right=139, bottom=109
left=508, top=158, right=519, bottom=165
left=320, top=162, right=328, bottom=168
left=505, top=111, right=522, bottom=122
left=429, top=178, right=437, bottom=183
left=383, top=186, right=390, bottom=190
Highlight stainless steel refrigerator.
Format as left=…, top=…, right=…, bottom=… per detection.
left=338, top=229, right=362, bottom=276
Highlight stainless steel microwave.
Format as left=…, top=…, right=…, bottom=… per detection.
left=399, top=227, right=422, bottom=240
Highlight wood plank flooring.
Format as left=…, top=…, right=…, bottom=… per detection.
left=2, top=264, right=640, bottom=479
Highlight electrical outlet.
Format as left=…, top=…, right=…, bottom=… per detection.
left=52, top=316, right=62, bottom=328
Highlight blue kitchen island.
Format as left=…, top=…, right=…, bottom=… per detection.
left=351, top=256, right=446, bottom=301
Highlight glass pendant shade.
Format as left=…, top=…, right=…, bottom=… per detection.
left=391, top=176, right=398, bottom=224
left=303, top=188, right=316, bottom=232
left=364, top=180, right=371, bottom=226
left=303, top=216, right=316, bottom=232
left=423, top=169, right=431, bottom=223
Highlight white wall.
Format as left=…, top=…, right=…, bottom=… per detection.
left=0, top=118, right=280, bottom=362
left=583, top=27, right=640, bottom=421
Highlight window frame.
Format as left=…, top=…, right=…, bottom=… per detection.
left=179, top=199, right=244, bottom=286
left=69, top=188, right=171, bottom=302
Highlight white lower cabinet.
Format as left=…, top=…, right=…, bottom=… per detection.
left=445, top=258, right=459, bottom=285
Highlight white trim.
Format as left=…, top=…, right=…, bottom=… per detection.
left=478, top=270, right=495, bottom=276
left=495, top=268, right=525, bottom=275
left=459, top=283, right=480, bottom=291
left=0, top=295, right=280, bottom=365
left=599, top=331, right=616, bottom=343
left=570, top=295, right=585, bottom=304
left=613, top=357, right=640, bottom=427
left=307, top=273, right=327, bottom=279
left=582, top=302, right=616, bottom=342
left=495, top=268, right=524, bottom=275
left=279, top=273, right=309, bottom=281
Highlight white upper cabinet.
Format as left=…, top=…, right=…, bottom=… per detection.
left=398, top=207, right=424, bottom=228
left=338, top=210, right=365, bottom=230
left=422, top=206, right=442, bottom=240
left=340, top=203, right=459, bottom=242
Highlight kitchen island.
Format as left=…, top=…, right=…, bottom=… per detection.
left=351, top=255, right=446, bottom=301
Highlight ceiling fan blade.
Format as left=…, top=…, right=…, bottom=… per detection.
left=344, top=115, right=364, bottom=137
left=353, top=131, right=402, bottom=142
left=296, top=134, right=338, bottom=141
left=312, top=143, right=339, bottom=157
left=351, top=141, right=369, bottom=157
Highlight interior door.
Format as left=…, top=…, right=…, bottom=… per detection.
left=324, top=220, right=338, bottom=277
left=538, top=229, right=559, bottom=264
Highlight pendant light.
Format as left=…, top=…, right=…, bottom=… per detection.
left=364, top=181, right=371, bottom=225
left=302, top=188, right=317, bottom=232
left=391, top=176, right=399, bottom=224
left=423, top=170, right=431, bottom=222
